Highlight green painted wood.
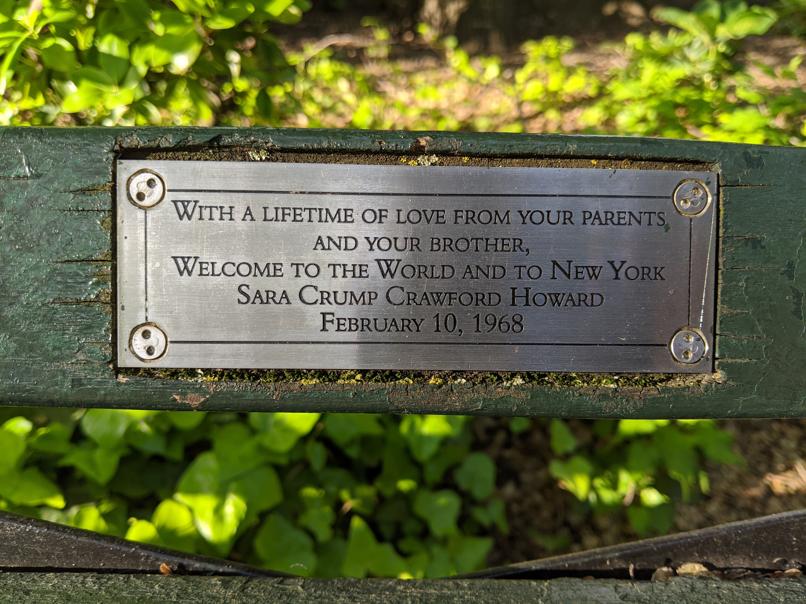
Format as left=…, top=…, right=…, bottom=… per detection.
left=0, top=127, right=804, bottom=417
left=0, top=573, right=801, bottom=603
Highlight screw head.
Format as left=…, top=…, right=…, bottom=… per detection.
left=670, top=327, right=708, bottom=364
left=127, top=169, right=165, bottom=209
left=129, top=322, right=168, bottom=362
left=673, top=179, right=712, bottom=217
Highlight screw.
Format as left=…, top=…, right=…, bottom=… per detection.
left=127, top=169, right=166, bottom=209
left=673, top=179, right=712, bottom=217
left=670, top=327, right=708, bottom=364
left=129, top=322, right=168, bottom=362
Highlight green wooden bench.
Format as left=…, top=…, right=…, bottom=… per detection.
left=0, top=127, right=804, bottom=600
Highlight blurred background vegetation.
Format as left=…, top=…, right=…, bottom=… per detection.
left=0, top=0, right=804, bottom=578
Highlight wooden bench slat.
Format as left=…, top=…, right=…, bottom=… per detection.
left=1, top=128, right=804, bottom=417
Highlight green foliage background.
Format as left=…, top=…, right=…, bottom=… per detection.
left=0, top=0, right=802, bottom=577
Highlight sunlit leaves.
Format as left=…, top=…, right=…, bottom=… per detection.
left=80, top=409, right=132, bottom=449
left=586, top=1, right=800, bottom=145
left=549, top=455, right=594, bottom=501
left=0, top=468, right=65, bottom=508
left=0, top=0, right=311, bottom=125
left=251, top=412, right=321, bottom=453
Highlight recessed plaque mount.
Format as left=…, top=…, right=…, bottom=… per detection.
left=116, top=160, right=717, bottom=373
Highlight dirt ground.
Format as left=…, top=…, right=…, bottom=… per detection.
left=276, top=4, right=804, bottom=134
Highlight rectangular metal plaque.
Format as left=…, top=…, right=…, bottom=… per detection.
left=116, top=160, right=717, bottom=372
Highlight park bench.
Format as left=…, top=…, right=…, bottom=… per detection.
left=0, top=127, right=804, bottom=601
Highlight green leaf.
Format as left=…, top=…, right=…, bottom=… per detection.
left=251, top=412, right=320, bottom=453
left=254, top=513, right=316, bottom=576
left=639, top=487, right=669, bottom=508
left=617, top=419, right=669, bottom=437
left=125, top=519, right=161, bottom=545
left=212, top=422, right=267, bottom=481
left=61, top=77, right=135, bottom=113
left=59, top=443, right=122, bottom=485
left=175, top=451, right=250, bottom=554
left=206, top=3, right=254, bottom=30
left=0, top=426, right=26, bottom=474
left=230, top=465, right=283, bottom=514
left=131, top=27, right=202, bottom=74
left=341, top=515, right=376, bottom=577
left=549, top=419, right=577, bottom=454
left=258, top=0, right=310, bottom=23
left=305, top=439, right=327, bottom=472
left=29, top=423, right=73, bottom=454
left=315, top=538, right=348, bottom=578
left=425, top=544, right=454, bottom=578
left=627, top=503, right=674, bottom=536
left=340, top=483, right=378, bottom=516
left=126, top=419, right=168, bottom=456
left=323, top=414, right=382, bottom=451
left=454, top=452, right=495, bottom=500
left=2, top=416, right=32, bottom=437
left=298, top=486, right=334, bottom=543
left=654, top=427, right=699, bottom=497
left=718, top=6, right=777, bottom=41
left=95, top=32, right=129, bottom=82
left=183, top=491, right=246, bottom=554
left=414, top=489, right=461, bottom=538
left=509, top=417, right=531, bottom=434
left=375, top=439, right=419, bottom=496
left=549, top=455, right=593, bottom=500
left=168, top=0, right=210, bottom=13
left=152, top=500, right=197, bottom=551
left=81, top=409, right=132, bottom=448
left=167, top=411, right=206, bottom=431
left=370, top=543, right=409, bottom=577
left=471, top=498, right=508, bottom=533
left=69, top=504, right=110, bottom=534
left=400, top=415, right=465, bottom=462
left=423, top=440, right=469, bottom=485
left=176, top=451, right=221, bottom=496
left=626, top=440, right=660, bottom=474
left=0, top=468, right=64, bottom=508
left=652, top=6, right=714, bottom=40
left=342, top=515, right=407, bottom=578
left=448, top=535, right=492, bottom=574
left=694, top=425, right=742, bottom=465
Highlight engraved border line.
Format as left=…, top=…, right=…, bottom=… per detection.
left=171, top=341, right=668, bottom=347
left=139, top=184, right=699, bottom=358
left=169, top=189, right=669, bottom=199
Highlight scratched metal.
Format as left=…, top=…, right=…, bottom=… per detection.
left=116, top=161, right=717, bottom=372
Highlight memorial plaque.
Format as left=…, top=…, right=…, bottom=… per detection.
left=116, top=160, right=717, bottom=372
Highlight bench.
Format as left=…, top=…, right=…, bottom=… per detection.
left=0, top=127, right=804, bottom=599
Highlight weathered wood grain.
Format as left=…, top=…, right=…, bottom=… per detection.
left=0, top=128, right=804, bottom=417
left=0, top=573, right=802, bottom=603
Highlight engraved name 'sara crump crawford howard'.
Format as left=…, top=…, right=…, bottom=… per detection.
left=118, top=160, right=716, bottom=373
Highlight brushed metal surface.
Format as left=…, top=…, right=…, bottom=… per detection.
left=116, top=160, right=717, bottom=372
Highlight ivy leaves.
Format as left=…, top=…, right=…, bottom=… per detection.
left=0, top=408, right=504, bottom=578
left=548, top=418, right=742, bottom=536
left=0, top=0, right=311, bottom=125
left=0, top=417, right=64, bottom=509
